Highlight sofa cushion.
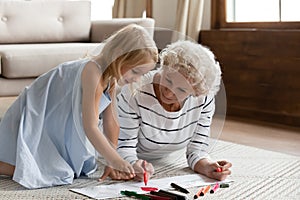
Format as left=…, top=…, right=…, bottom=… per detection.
left=0, top=43, right=99, bottom=78
left=91, top=18, right=155, bottom=42
left=0, top=0, right=91, bottom=43
left=0, top=78, right=34, bottom=97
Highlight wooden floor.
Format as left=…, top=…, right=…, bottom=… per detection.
left=220, top=116, right=300, bottom=157
left=1, top=97, right=300, bottom=157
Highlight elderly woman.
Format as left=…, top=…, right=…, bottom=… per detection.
left=111, top=40, right=232, bottom=182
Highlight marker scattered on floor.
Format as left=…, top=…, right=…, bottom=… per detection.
left=220, top=183, right=229, bottom=188
left=200, top=185, right=210, bottom=196
left=210, top=183, right=220, bottom=194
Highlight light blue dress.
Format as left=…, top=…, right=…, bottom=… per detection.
left=0, top=58, right=111, bottom=189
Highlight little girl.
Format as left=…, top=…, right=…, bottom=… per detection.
left=0, top=24, right=158, bottom=189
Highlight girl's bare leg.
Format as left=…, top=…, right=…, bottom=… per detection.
left=0, top=161, right=15, bottom=176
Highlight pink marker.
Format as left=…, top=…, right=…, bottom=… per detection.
left=210, top=182, right=220, bottom=194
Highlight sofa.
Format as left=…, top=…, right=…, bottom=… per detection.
left=0, top=0, right=155, bottom=97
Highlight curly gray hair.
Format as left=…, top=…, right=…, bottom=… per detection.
left=159, top=40, right=222, bottom=96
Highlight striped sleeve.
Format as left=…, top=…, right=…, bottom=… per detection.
left=186, top=95, right=215, bottom=170
left=116, top=86, right=140, bottom=164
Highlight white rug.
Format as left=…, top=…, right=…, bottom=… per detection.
left=1, top=140, right=299, bottom=200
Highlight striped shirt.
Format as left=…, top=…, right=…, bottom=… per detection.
left=117, top=70, right=215, bottom=170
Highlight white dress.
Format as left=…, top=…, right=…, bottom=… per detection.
left=0, top=58, right=111, bottom=189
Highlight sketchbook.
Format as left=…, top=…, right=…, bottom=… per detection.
left=70, top=174, right=232, bottom=199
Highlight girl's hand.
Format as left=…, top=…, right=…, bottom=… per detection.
left=194, top=159, right=232, bottom=181
left=132, top=159, right=154, bottom=182
left=100, top=158, right=135, bottom=181
left=99, top=166, right=134, bottom=181
left=113, top=158, right=136, bottom=177
left=99, top=166, right=113, bottom=181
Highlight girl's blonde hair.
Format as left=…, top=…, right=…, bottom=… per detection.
left=92, top=24, right=158, bottom=84
left=160, top=40, right=222, bottom=97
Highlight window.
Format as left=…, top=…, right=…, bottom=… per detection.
left=212, top=0, right=300, bottom=29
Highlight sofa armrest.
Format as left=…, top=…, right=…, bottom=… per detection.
left=90, top=18, right=155, bottom=42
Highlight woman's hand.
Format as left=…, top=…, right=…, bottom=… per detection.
left=132, top=159, right=154, bottom=182
left=194, top=158, right=232, bottom=181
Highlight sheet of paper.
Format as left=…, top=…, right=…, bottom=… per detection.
left=70, top=174, right=232, bottom=199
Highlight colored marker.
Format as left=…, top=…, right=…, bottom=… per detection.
left=210, top=182, right=220, bottom=194
left=150, top=191, right=176, bottom=200
left=216, top=167, right=222, bottom=172
left=141, top=187, right=158, bottom=192
left=200, top=185, right=210, bottom=196
left=220, top=183, right=229, bottom=188
left=143, top=193, right=172, bottom=200
left=143, top=160, right=148, bottom=186
left=170, top=183, right=190, bottom=194
left=120, top=190, right=150, bottom=200
left=157, top=189, right=187, bottom=200
left=193, top=187, right=204, bottom=199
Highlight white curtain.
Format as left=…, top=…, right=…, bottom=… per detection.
left=113, top=0, right=146, bottom=18
left=174, top=0, right=204, bottom=41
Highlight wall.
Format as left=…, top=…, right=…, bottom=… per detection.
left=199, top=28, right=300, bottom=127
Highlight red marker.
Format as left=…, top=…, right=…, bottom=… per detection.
left=143, top=160, right=148, bottom=186
left=141, top=187, right=158, bottom=192
left=216, top=167, right=222, bottom=172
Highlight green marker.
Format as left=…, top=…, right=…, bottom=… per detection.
left=219, top=183, right=230, bottom=188
left=120, top=190, right=150, bottom=200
